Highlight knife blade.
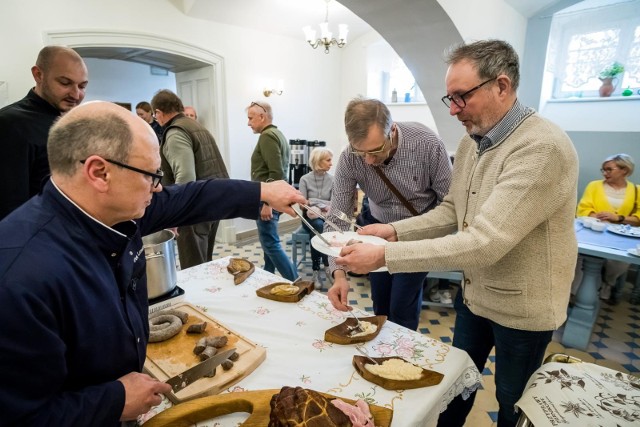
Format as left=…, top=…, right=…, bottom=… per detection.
left=301, top=204, right=344, bottom=234
left=165, top=348, right=236, bottom=393
left=291, top=204, right=332, bottom=246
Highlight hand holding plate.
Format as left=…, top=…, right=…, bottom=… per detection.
left=336, top=243, right=386, bottom=275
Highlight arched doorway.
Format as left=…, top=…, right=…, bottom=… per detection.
left=44, top=29, right=229, bottom=164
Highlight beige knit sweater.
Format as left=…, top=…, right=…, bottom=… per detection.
left=386, top=113, right=578, bottom=331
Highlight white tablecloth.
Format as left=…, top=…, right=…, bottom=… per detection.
left=516, top=361, right=640, bottom=426
left=142, top=256, right=482, bottom=426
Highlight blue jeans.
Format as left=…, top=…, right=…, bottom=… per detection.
left=437, top=291, right=553, bottom=427
left=257, top=209, right=297, bottom=281
left=302, top=216, right=328, bottom=270
left=369, top=270, right=427, bottom=330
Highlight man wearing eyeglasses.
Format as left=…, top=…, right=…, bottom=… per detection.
left=0, top=46, right=88, bottom=221
left=247, top=101, right=297, bottom=281
left=333, top=40, right=579, bottom=427
left=326, top=97, right=452, bottom=331
left=0, top=101, right=305, bottom=426
left=151, top=89, right=229, bottom=269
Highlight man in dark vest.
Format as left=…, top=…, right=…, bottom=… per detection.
left=151, top=89, right=229, bottom=268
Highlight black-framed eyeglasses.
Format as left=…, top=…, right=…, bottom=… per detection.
left=350, top=131, right=392, bottom=157
left=80, top=158, right=164, bottom=188
left=441, top=77, right=498, bottom=109
left=250, top=102, right=266, bottom=113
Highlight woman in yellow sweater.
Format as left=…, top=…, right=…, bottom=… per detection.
left=576, top=153, right=640, bottom=301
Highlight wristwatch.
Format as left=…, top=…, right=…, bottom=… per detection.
left=617, top=215, right=625, bottom=223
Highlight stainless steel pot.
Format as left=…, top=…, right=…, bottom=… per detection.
left=142, top=229, right=177, bottom=299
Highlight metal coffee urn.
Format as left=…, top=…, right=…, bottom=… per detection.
left=288, top=139, right=327, bottom=188
left=288, top=139, right=308, bottom=188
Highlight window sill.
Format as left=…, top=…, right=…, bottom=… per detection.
left=386, top=102, right=428, bottom=106
left=547, top=96, right=639, bottom=103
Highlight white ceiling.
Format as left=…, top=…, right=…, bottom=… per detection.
left=76, top=0, right=563, bottom=72
left=172, top=0, right=563, bottom=40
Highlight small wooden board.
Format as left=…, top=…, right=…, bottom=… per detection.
left=324, top=315, right=386, bottom=345
left=353, top=355, right=444, bottom=390
left=144, top=303, right=266, bottom=403
left=143, top=388, right=393, bottom=427
left=226, top=258, right=255, bottom=285
left=255, top=281, right=314, bottom=302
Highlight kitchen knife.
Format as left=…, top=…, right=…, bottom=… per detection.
left=165, top=348, right=236, bottom=393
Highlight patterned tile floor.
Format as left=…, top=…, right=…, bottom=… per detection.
left=208, top=232, right=640, bottom=427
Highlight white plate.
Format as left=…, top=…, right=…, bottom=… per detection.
left=311, top=231, right=388, bottom=272
left=608, top=224, right=640, bottom=238
left=627, top=248, right=640, bottom=257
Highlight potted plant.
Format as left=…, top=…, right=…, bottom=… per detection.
left=598, top=61, right=625, bottom=97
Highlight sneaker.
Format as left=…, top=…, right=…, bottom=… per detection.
left=324, top=266, right=334, bottom=285
left=428, top=286, right=441, bottom=302
left=312, top=270, right=323, bottom=290
left=439, top=289, right=453, bottom=304
left=600, top=283, right=612, bottom=300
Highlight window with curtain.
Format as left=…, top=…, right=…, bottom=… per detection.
left=546, top=0, right=640, bottom=98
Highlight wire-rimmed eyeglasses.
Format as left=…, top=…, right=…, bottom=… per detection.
left=250, top=101, right=266, bottom=113
left=600, top=167, right=620, bottom=174
left=350, top=132, right=391, bottom=157
left=80, top=158, right=164, bottom=188
left=441, top=77, right=497, bottom=109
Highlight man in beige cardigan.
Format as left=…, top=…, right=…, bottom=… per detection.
left=329, top=40, right=578, bottom=427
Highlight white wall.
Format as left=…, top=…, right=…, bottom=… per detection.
left=83, top=58, right=177, bottom=110
left=438, top=0, right=528, bottom=51
left=0, top=0, right=350, bottom=234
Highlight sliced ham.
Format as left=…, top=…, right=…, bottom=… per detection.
left=330, top=398, right=375, bottom=427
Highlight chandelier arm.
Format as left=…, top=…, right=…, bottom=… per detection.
left=304, top=0, right=347, bottom=53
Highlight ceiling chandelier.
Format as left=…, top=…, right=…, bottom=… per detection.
left=302, top=0, right=349, bottom=54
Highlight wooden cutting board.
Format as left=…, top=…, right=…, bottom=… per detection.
left=255, top=281, right=315, bottom=302
left=324, top=315, right=387, bottom=345
left=144, top=303, right=266, bottom=403
left=353, top=355, right=444, bottom=391
left=143, top=389, right=393, bottom=427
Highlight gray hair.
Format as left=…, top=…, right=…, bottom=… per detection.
left=445, top=39, right=520, bottom=91
left=48, top=112, right=133, bottom=176
left=344, top=97, right=392, bottom=145
left=604, top=153, right=635, bottom=177
left=309, top=147, right=334, bottom=171
left=246, top=101, right=273, bottom=121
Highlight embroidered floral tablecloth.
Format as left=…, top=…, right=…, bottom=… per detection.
left=516, top=361, right=640, bottom=426
left=142, top=256, right=482, bottom=427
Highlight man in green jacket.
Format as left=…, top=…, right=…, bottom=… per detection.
left=247, top=101, right=297, bottom=281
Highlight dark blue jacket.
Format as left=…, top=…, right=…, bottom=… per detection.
left=0, top=178, right=259, bottom=426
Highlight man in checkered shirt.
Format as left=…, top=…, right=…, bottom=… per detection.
left=326, top=97, right=452, bottom=330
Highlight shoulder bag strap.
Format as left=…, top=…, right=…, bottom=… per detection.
left=372, top=166, right=420, bottom=216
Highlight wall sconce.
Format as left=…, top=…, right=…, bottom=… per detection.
left=263, top=79, right=284, bottom=97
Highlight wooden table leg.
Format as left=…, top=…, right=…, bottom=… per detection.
left=561, top=255, right=603, bottom=350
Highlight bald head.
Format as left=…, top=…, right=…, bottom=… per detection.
left=48, top=101, right=155, bottom=176
left=184, top=106, right=197, bottom=120
left=36, top=46, right=83, bottom=71
left=32, top=46, right=88, bottom=112
left=48, top=101, right=163, bottom=225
